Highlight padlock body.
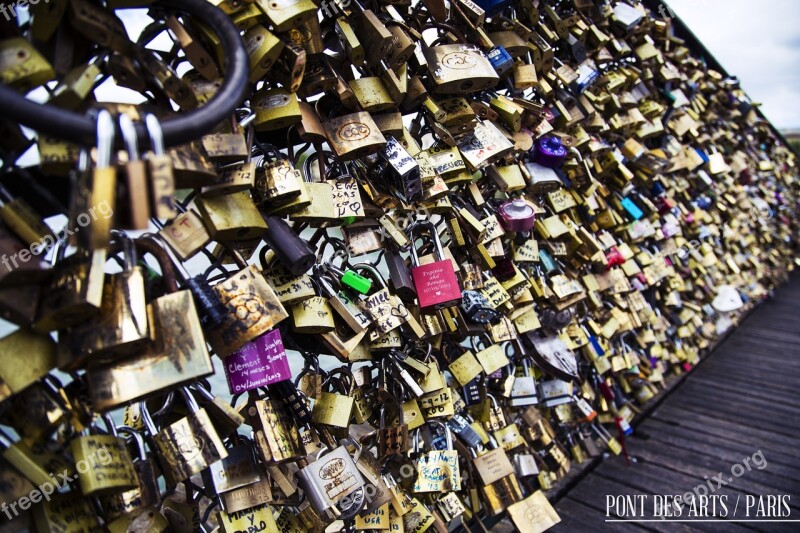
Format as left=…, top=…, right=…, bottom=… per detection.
left=411, top=259, right=462, bottom=311
left=223, top=328, right=291, bottom=394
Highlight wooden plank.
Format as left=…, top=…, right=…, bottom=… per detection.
left=553, top=277, right=800, bottom=531
left=687, top=371, right=798, bottom=396
left=665, top=397, right=800, bottom=438
left=685, top=375, right=799, bottom=405
left=651, top=406, right=800, bottom=457
left=672, top=386, right=800, bottom=421
left=636, top=419, right=800, bottom=477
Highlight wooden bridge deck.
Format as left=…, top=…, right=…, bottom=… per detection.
left=552, top=275, right=800, bottom=532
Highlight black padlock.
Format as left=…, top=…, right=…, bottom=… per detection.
left=261, top=215, right=316, bottom=276
left=379, top=136, right=422, bottom=203
left=186, top=275, right=229, bottom=330
left=270, top=380, right=313, bottom=426
left=461, top=290, right=500, bottom=324
left=385, top=245, right=417, bottom=302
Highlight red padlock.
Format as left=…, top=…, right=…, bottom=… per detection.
left=605, top=246, right=625, bottom=268
left=407, top=221, right=462, bottom=312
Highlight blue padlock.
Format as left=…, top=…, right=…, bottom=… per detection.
left=620, top=197, right=644, bottom=220
left=487, top=46, right=513, bottom=76
left=473, top=0, right=511, bottom=17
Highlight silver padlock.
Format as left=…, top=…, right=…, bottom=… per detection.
left=297, top=444, right=365, bottom=515
left=509, top=359, right=539, bottom=407
left=513, top=452, right=540, bottom=478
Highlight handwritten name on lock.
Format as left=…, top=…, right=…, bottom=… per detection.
left=225, top=329, right=291, bottom=394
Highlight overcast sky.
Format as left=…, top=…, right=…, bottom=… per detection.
left=666, top=0, right=800, bottom=130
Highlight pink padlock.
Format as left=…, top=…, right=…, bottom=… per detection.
left=223, top=328, right=291, bottom=394
left=407, top=221, right=462, bottom=312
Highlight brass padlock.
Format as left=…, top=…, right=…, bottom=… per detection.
left=195, top=190, right=269, bottom=241
left=70, top=414, right=138, bottom=496
left=253, top=87, right=302, bottom=131
left=33, top=238, right=105, bottom=333
left=86, top=238, right=213, bottom=411
left=206, top=252, right=289, bottom=357
left=146, top=388, right=228, bottom=485
left=423, top=44, right=499, bottom=94
left=61, top=233, right=150, bottom=368
left=248, top=391, right=307, bottom=464
left=322, top=111, right=387, bottom=160
left=312, top=371, right=355, bottom=428
left=0, top=37, right=55, bottom=91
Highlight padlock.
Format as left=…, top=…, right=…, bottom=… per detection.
left=315, top=268, right=371, bottom=334
left=472, top=437, right=516, bottom=488
left=70, top=414, right=138, bottom=496
left=412, top=421, right=460, bottom=492
left=509, top=359, right=539, bottom=407
left=352, top=262, right=409, bottom=338
left=117, top=113, right=151, bottom=229
left=195, top=190, right=269, bottom=242
left=33, top=492, right=103, bottom=532
left=61, top=232, right=150, bottom=368
left=101, top=427, right=162, bottom=521
left=312, top=371, right=356, bottom=428
left=218, top=503, right=280, bottom=533
left=253, top=87, right=302, bottom=131
left=0, top=427, right=73, bottom=488
left=407, top=221, right=462, bottom=311
left=290, top=278, right=336, bottom=333
left=460, top=290, right=500, bottom=324
left=0, top=326, right=56, bottom=403
left=378, top=136, right=423, bottom=203
left=32, top=237, right=105, bottom=333
left=146, top=388, right=228, bottom=485
left=141, top=114, right=178, bottom=220
left=322, top=111, right=387, bottom=160
left=190, top=383, right=246, bottom=437
left=497, top=198, right=536, bottom=232
left=272, top=41, right=307, bottom=92
left=297, top=444, right=365, bottom=517
left=0, top=184, right=55, bottom=249
left=255, top=0, right=317, bottom=32
left=86, top=238, right=213, bottom=411
left=0, top=37, right=55, bottom=91
left=253, top=145, right=304, bottom=206
left=422, top=43, right=499, bottom=94
left=223, top=328, right=292, bottom=394
left=87, top=109, right=117, bottom=249
left=0, top=456, right=35, bottom=513
left=206, top=250, right=289, bottom=357
left=248, top=390, right=307, bottom=464
left=3, top=376, right=71, bottom=445
left=376, top=394, right=409, bottom=457
left=201, top=433, right=262, bottom=497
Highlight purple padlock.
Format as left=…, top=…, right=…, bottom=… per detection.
left=533, top=136, right=567, bottom=169
left=497, top=198, right=535, bottom=232
left=223, top=328, right=291, bottom=394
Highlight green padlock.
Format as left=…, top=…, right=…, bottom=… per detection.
left=327, top=264, right=373, bottom=295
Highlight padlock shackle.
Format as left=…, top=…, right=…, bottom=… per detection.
left=350, top=263, right=389, bottom=291
left=406, top=221, right=446, bottom=267
left=0, top=0, right=248, bottom=150
left=116, top=426, right=148, bottom=462
left=118, top=114, right=141, bottom=162
left=132, top=237, right=180, bottom=293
